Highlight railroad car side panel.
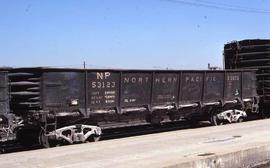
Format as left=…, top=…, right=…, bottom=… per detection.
left=152, top=73, right=179, bottom=105
left=242, top=71, right=257, bottom=99
left=180, top=72, right=204, bottom=104
left=203, top=72, right=224, bottom=102
left=224, top=72, right=241, bottom=101
left=121, top=72, right=151, bottom=107
left=0, top=72, right=9, bottom=114
left=42, top=72, right=85, bottom=112
left=88, top=71, right=119, bottom=109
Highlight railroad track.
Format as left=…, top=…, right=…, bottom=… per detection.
left=0, top=120, right=209, bottom=154
left=101, top=120, right=206, bottom=140
left=0, top=116, right=262, bottom=154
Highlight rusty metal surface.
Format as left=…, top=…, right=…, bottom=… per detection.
left=0, top=72, right=9, bottom=115
left=203, top=72, right=224, bottom=102
left=242, top=72, right=257, bottom=98
left=121, top=72, right=151, bottom=107
left=180, top=72, right=204, bottom=104
left=5, top=68, right=258, bottom=130
left=88, top=71, right=120, bottom=109
left=224, top=72, right=241, bottom=101
left=152, top=72, right=179, bottom=105
left=43, top=72, right=86, bottom=112
left=10, top=68, right=258, bottom=112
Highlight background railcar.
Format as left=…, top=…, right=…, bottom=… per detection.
left=0, top=71, right=15, bottom=143
left=5, top=68, right=258, bottom=147
left=224, top=39, right=270, bottom=115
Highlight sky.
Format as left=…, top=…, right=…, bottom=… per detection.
left=0, top=0, right=270, bottom=69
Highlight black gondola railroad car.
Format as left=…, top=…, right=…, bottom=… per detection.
left=3, top=68, right=259, bottom=147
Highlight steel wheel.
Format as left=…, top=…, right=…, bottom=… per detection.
left=211, top=113, right=224, bottom=126
left=39, top=130, right=59, bottom=148
left=237, top=117, right=244, bottom=123
left=86, top=134, right=101, bottom=142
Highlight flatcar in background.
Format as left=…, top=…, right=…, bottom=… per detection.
left=224, top=39, right=270, bottom=116
left=0, top=67, right=259, bottom=148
